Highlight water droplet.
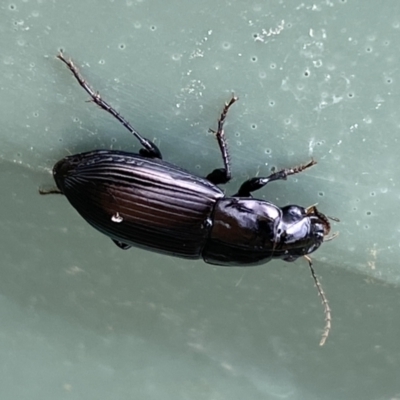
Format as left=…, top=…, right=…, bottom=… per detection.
left=111, top=212, right=123, bottom=223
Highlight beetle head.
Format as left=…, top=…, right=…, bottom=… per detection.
left=277, top=204, right=332, bottom=260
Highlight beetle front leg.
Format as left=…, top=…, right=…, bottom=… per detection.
left=206, top=96, right=238, bottom=185
left=57, top=52, right=162, bottom=159
left=235, top=159, right=316, bottom=197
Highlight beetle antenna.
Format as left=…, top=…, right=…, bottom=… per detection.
left=304, top=255, right=331, bottom=346
left=324, top=231, right=339, bottom=242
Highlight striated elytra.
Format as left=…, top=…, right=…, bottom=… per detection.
left=41, top=52, right=338, bottom=345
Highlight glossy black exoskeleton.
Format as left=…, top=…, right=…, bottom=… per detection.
left=41, top=52, right=337, bottom=345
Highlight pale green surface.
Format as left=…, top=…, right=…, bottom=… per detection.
left=1, top=1, right=400, bottom=399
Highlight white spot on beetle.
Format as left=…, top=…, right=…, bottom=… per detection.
left=111, top=212, right=123, bottom=223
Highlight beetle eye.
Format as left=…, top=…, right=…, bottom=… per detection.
left=281, top=205, right=305, bottom=224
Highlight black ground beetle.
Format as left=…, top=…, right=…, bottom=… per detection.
left=41, top=52, right=338, bottom=345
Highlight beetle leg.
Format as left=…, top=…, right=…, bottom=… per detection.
left=39, top=188, right=62, bottom=195
left=234, top=159, right=316, bottom=197
left=57, top=51, right=162, bottom=159
left=112, top=239, right=132, bottom=250
left=206, top=96, right=238, bottom=185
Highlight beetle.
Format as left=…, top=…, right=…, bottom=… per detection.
left=41, top=52, right=337, bottom=345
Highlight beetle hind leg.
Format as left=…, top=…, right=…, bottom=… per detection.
left=206, top=96, right=238, bottom=185
left=57, top=51, right=162, bottom=159
left=39, top=187, right=62, bottom=195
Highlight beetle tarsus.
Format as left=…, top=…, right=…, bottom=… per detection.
left=206, top=95, right=238, bottom=185
left=57, top=51, right=162, bottom=159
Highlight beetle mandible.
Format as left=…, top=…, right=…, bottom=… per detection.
left=41, top=52, right=338, bottom=345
